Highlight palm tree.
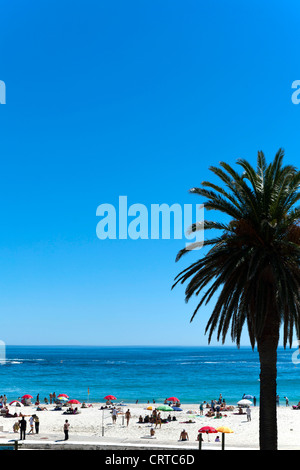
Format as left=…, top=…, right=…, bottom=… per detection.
left=172, top=149, right=300, bottom=450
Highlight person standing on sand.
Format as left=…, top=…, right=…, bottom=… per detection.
left=28, top=415, right=34, bottom=434
left=112, top=407, right=118, bottom=423
left=34, top=415, right=40, bottom=434
left=125, top=409, right=131, bottom=426
left=155, top=412, right=162, bottom=429
left=246, top=406, right=251, bottom=421
left=20, top=417, right=26, bottom=440
left=64, top=420, right=70, bottom=440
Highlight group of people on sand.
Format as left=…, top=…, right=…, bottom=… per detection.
left=12, top=414, right=71, bottom=441
left=138, top=411, right=177, bottom=425
left=110, top=407, right=132, bottom=426
left=13, top=415, right=40, bottom=438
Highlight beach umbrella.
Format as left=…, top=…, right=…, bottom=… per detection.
left=68, top=399, right=81, bottom=404
left=172, top=407, right=183, bottom=411
left=198, top=426, right=218, bottom=433
left=157, top=405, right=173, bottom=412
left=237, top=399, right=252, bottom=407
left=216, top=426, right=234, bottom=450
left=9, top=400, right=23, bottom=407
left=198, top=426, right=218, bottom=448
left=104, top=395, right=116, bottom=401
left=58, top=394, right=69, bottom=399
left=167, top=396, right=179, bottom=402
left=243, top=395, right=253, bottom=399
left=22, top=394, right=33, bottom=399
left=57, top=396, right=68, bottom=402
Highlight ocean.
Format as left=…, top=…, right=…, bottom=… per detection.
left=0, top=345, right=299, bottom=406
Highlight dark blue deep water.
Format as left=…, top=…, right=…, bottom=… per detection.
left=0, top=346, right=300, bottom=405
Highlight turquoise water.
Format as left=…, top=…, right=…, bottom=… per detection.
left=0, top=345, right=299, bottom=405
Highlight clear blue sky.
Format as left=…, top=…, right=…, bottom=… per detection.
left=0, top=0, right=300, bottom=345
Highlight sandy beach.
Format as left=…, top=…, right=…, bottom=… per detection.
left=0, top=402, right=300, bottom=450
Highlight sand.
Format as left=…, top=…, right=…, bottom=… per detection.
left=1, top=402, right=299, bottom=450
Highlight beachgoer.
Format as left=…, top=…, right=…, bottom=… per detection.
left=64, top=420, right=70, bottom=440
left=28, top=415, right=34, bottom=434
left=13, top=421, right=20, bottom=433
left=246, top=406, right=251, bottom=421
left=125, top=409, right=131, bottom=426
left=179, top=429, right=189, bottom=441
left=112, top=407, right=118, bottom=423
left=284, top=396, right=289, bottom=407
left=155, top=412, right=162, bottom=429
left=20, top=417, right=26, bottom=440
left=215, top=435, right=220, bottom=442
left=34, top=415, right=40, bottom=434
left=150, top=427, right=155, bottom=437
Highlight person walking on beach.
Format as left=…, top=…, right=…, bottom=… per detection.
left=125, top=409, right=131, bottom=426
left=28, top=416, right=34, bottom=434
left=284, top=396, right=289, bottom=407
left=246, top=406, right=251, bottom=421
left=64, top=420, right=70, bottom=440
left=112, top=407, right=118, bottom=424
left=20, top=417, right=27, bottom=440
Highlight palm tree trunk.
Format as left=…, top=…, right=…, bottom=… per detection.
left=257, top=328, right=279, bottom=450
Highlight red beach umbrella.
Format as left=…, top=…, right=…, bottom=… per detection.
left=104, top=395, right=116, bottom=400
left=198, top=426, right=218, bottom=433
left=58, top=394, right=69, bottom=398
left=22, top=394, right=33, bottom=399
left=167, top=396, right=179, bottom=402
left=198, top=426, right=218, bottom=445
left=68, top=399, right=81, bottom=404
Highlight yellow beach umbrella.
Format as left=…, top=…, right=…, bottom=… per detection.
left=217, top=426, right=234, bottom=433
left=216, top=426, right=234, bottom=450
